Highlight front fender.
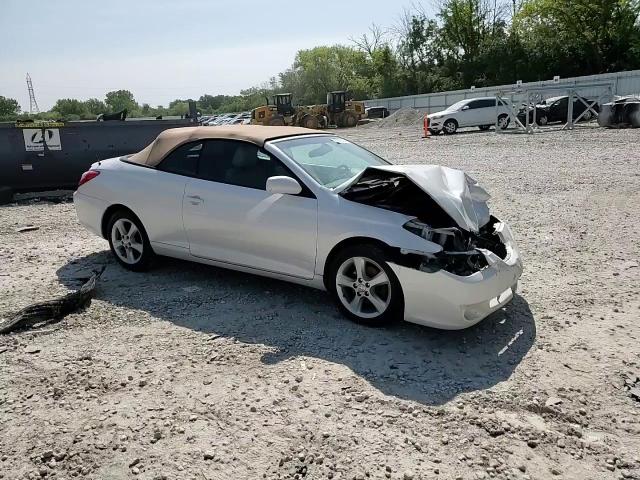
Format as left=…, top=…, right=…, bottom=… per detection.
left=316, top=197, right=441, bottom=276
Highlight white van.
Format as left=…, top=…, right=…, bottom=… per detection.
left=427, top=97, right=511, bottom=134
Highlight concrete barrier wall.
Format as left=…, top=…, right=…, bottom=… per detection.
left=364, top=70, right=640, bottom=113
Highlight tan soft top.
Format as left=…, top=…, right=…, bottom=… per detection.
left=128, top=125, right=326, bottom=167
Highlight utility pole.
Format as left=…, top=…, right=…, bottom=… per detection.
left=26, top=73, right=40, bottom=115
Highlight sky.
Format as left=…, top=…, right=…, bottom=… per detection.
left=0, top=0, right=421, bottom=111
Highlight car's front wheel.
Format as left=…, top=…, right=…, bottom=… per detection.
left=443, top=119, right=458, bottom=135
left=107, top=210, right=154, bottom=271
left=328, top=244, right=403, bottom=327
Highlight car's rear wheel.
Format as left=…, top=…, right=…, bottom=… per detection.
left=443, top=119, right=458, bottom=135
left=537, top=114, right=548, bottom=126
left=107, top=211, right=154, bottom=271
left=582, top=110, right=593, bottom=121
left=328, top=244, right=403, bottom=327
left=497, top=114, right=510, bottom=130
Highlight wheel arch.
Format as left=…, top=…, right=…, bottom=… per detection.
left=322, top=236, right=393, bottom=290
left=101, top=204, right=143, bottom=239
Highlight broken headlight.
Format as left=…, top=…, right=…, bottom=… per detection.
left=403, top=219, right=490, bottom=275
left=403, top=219, right=462, bottom=249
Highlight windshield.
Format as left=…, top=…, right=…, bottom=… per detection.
left=445, top=100, right=470, bottom=111
left=273, top=135, right=389, bottom=189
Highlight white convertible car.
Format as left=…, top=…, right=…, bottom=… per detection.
left=74, top=126, right=522, bottom=329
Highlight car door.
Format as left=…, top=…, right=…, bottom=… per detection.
left=476, top=99, right=498, bottom=125
left=549, top=98, right=568, bottom=122
left=182, top=139, right=318, bottom=280
left=459, top=100, right=482, bottom=127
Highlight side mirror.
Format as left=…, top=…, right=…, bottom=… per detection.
left=266, top=176, right=302, bottom=195
left=462, top=105, right=470, bottom=111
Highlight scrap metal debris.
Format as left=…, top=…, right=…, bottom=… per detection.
left=0, top=267, right=105, bottom=334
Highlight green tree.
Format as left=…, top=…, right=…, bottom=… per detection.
left=396, top=12, right=447, bottom=93
left=105, top=90, right=138, bottom=113
left=168, top=99, right=191, bottom=116
left=289, top=46, right=372, bottom=104
left=52, top=98, right=87, bottom=117
left=84, top=98, right=107, bottom=115
left=0, top=96, right=20, bottom=120
left=437, top=0, right=511, bottom=87
left=371, top=46, right=404, bottom=98
left=515, top=0, right=640, bottom=77
left=198, top=94, right=235, bottom=113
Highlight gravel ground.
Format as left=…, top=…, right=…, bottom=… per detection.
left=1, top=126, right=639, bottom=480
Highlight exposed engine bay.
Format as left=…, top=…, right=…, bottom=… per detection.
left=340, top=166, right=508, bottom=276
left=403, top=217, right=508, bottom=276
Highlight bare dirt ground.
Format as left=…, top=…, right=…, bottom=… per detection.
left=1, top=126, right=639, bottom=480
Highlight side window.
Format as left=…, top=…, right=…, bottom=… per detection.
left=465, top=101, right=480, bottom=110
left=478, top=99, right=496, bottom=109
left=157, top=142, right=201, bottom=176
left=198, top=140, right=291, bottom=190
left=553, top=98, right=567, bottom=110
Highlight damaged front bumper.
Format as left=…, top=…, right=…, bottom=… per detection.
left=390, top=221, right=523, bottom=330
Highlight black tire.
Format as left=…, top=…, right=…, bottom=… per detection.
left=268, top=115, right=286, bottom=126
left=301, top=114, right=319, bottom=129
left=443, top=119, right=458, bottom=135
left=107, top=210, right=154, bottom=272
left=0, top=186, right=13, bottom=205
left=343, top=111, right=358, bottom=128
left=479, top=125, right=492, bottom=131
left=537, top=115, right=548, bottom=126
left=497, top=114, right=510, bottom=130
left=327, top=244, right=404, bottom=327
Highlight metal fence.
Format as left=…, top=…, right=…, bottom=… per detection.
left=364, top=70, right=640, bottom=113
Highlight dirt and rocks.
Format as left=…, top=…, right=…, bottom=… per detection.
left=1, top=126, right=639, bottom=480
left=363, top=108, right=425, bottom=129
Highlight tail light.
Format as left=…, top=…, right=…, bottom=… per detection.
left=78, top=170, right=100, bottom=187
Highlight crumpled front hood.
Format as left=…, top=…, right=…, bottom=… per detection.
left=340, top=164, right=491, bottom=232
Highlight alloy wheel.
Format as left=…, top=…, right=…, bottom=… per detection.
left=335, top=256, right=391, bottom=319
left=111, top=218, right=144, bottom=265
left=444, top=121, right=457, bottom=134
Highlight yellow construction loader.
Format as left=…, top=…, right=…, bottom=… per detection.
left=251, top=93, right=322, bottom=129
left=251, top=91, right=365, bottom=129
left=321, top=91, right=365, bottom=128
